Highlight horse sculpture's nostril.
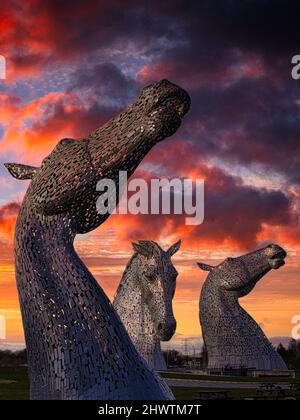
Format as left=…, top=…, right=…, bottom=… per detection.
left=157, top=321, right=176, bottom=337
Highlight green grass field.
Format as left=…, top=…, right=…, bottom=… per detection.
left=0, top=367, right=298, bottom=400
left=0, top=367, right=29, bottom=400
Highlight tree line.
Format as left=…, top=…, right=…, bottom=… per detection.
left=0, top=339, right=299, bottom=369
left=162, top=339, right=300, bottom=370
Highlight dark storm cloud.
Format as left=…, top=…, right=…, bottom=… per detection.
left=150, top=0, right=300, bottom=78
left=6, top=0, right=179, bottom=64
left=7, top=0, right=300, bottom=79
left=63, top=0, right=300, bottom=183
left=113, top=162, right=295, bottom=249
left=31, top=96, right=117, bottom=140
left=0, top=201, right=20, bottom=223
left=133, top=0, right=300, bottom=184
left=70, top=62, right=139, bottom=106
left=179, top=77, right=300, bottom=183
left=6, top=0, right=299, bottom=185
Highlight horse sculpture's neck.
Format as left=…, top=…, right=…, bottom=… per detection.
left=15, top=197, right=173, bottom=400
left=114, top=255, right=167, bottom=370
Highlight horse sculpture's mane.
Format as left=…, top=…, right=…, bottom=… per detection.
left=114, top=240, right=180, bottom=370
left=5, top=80, right=190, bottom=400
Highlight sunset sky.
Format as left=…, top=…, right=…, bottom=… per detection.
left=0, top=0, right=300, bottom=353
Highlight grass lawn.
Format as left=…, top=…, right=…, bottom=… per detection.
left=0, top=367, right=29, bottom=400
left=0, top=366, right=298, bottom=400
left=0, top=367, right=254, bottom=400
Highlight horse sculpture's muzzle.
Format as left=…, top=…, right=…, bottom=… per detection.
left=266, top=244, right=287, bottom=269
left=157, top=320, right=177, bottom=341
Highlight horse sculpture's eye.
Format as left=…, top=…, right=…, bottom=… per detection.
left=59, top=138, right=73, bottom=146
left=146, top=273, right=156, bottom=282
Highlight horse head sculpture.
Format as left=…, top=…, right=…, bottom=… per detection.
left=5, top=80, right=190, bottom=399
left=114, top=240, right=181, bottom=370
left=198, top=244, right=288, bottom=372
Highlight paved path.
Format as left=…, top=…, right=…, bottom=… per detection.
left=0, top=380, right=16, bottom=384
left=166, top=378, right=290, bottom=390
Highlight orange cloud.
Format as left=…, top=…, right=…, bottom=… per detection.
left=0, top=91, right=112, bottom=165
left=0, top=0, right=139, bottom=81
left=0, top=201, right=20, bottom=241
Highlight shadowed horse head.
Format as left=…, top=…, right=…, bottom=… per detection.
left=198, top=244, right=288, bottom=371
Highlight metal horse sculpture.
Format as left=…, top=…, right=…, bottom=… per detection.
left=114, top=240, right=180, bottom=371
left=5, top=80, right=190, bottom=400
left=198, top=244, right=288, bottom=372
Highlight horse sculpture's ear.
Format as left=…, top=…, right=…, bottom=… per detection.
left=167, top=240, right=181, bottom=256
left=4, top=163, right=39, bottom=180
left=197, top=262, right=214, bottom=271
left=132, top=241, right=155, bottom=257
